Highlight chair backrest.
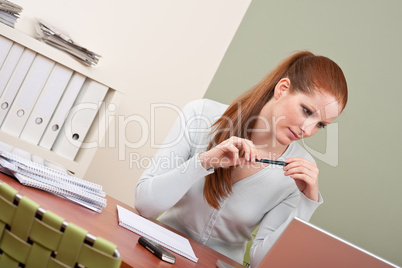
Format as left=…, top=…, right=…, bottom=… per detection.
left=0, top=182, right=122, bottom=268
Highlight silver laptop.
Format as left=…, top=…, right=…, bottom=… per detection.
left=258, top=217, right=399, bottom=268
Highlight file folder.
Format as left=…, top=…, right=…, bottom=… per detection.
left=0, top=43, right=24, bottom=97
left=51, top=79, right=108, bottom=160
left=39, top=72, right=85, bottom=150
left=0, top=48, right=36, bottom=126
left=0, top=35, right=13, bottom=67
left=1, top=54, right=55, bottom=137
left=20, top=63, right=73, bottom=145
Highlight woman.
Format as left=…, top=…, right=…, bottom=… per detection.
left=135, top=51, right=348, bottom=267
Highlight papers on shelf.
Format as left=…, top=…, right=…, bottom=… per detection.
left=0, top=141, right=106, bottom=212
left=0, top=0, right=22, bottom=28
left=36, top=19, right=101, bottom=66
left=117, top=205, right=198, bottom=263
left=0, top=0, right=21, bottom=13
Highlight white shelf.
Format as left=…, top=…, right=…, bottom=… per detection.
left=0, top=23, right=126, bottom=94
left=0, top=24, right=125, bottom=179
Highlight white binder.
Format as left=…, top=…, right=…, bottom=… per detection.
left=0, top=35, right=13, bottom=68
left=0, top=48, right=36, bottom=125
left=39, top=72, right=85, bottom=150
left=1, top=54, right=55, bottom=137
left=0, top=43, right=24, bottom=97
left=51, top=79, right=108, bottom=160
left=19, top=63, right=73, bottom=145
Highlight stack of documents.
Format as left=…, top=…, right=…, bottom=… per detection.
left=0, top=142, right=107, bottom=212
left=36, top=20, right=101, bottom=66
left=0, top=0, right=22, bottom=28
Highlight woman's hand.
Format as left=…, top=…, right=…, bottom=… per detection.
left=199, top=136, right=259, bottom=170
left=283, top=157, right=319, bottom=202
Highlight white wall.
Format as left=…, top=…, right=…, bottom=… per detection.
left=13, top=0, right=251, bottom=205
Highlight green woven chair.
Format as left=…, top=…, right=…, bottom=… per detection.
left=243, top=227, right=258, bottom=267
left=0, top=182, right=122, bottom=268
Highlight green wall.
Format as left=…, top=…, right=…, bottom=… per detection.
left=205, top=0, right=402, bottom=266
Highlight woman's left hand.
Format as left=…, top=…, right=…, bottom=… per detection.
left=283, top=157, right=319, bottom=202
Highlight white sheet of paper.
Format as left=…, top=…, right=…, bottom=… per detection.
left=116, top=205, right=198, bottom=262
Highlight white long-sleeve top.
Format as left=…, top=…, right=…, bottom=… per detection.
left=135, top=99, right=323, bottom=267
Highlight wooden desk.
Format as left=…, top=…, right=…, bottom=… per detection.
left=0, top=173, right=244, bottom=268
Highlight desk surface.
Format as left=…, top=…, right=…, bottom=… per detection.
left=0, top=173, right=244, bottom=268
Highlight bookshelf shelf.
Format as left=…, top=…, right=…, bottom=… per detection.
left=0, top=23, right=126, bottom=178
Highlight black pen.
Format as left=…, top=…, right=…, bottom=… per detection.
left=255, top=159, right=288, bottom=166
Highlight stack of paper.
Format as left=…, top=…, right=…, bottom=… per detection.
left=36, top=20, right=101, bottom=66
left=0, top=142, right=107, bottom=212
left=0, top=0, right=22, bottom=28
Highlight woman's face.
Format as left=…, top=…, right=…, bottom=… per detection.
left=260, top=78, right=341, bottom=147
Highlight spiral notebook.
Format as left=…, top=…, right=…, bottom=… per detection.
left=0, top=147, right=106, bottom=212
left=117, top=205, right=198, bottom=263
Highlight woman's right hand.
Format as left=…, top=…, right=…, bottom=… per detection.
left=199, top=136, right=260, bottom=170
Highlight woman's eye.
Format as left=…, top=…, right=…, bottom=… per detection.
left=317, top=122, right=326, bottom=129
left=303, top=107, right=312, bottom=116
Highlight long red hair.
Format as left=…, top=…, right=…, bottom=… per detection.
left=203, top=51, right=348, bottom=209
